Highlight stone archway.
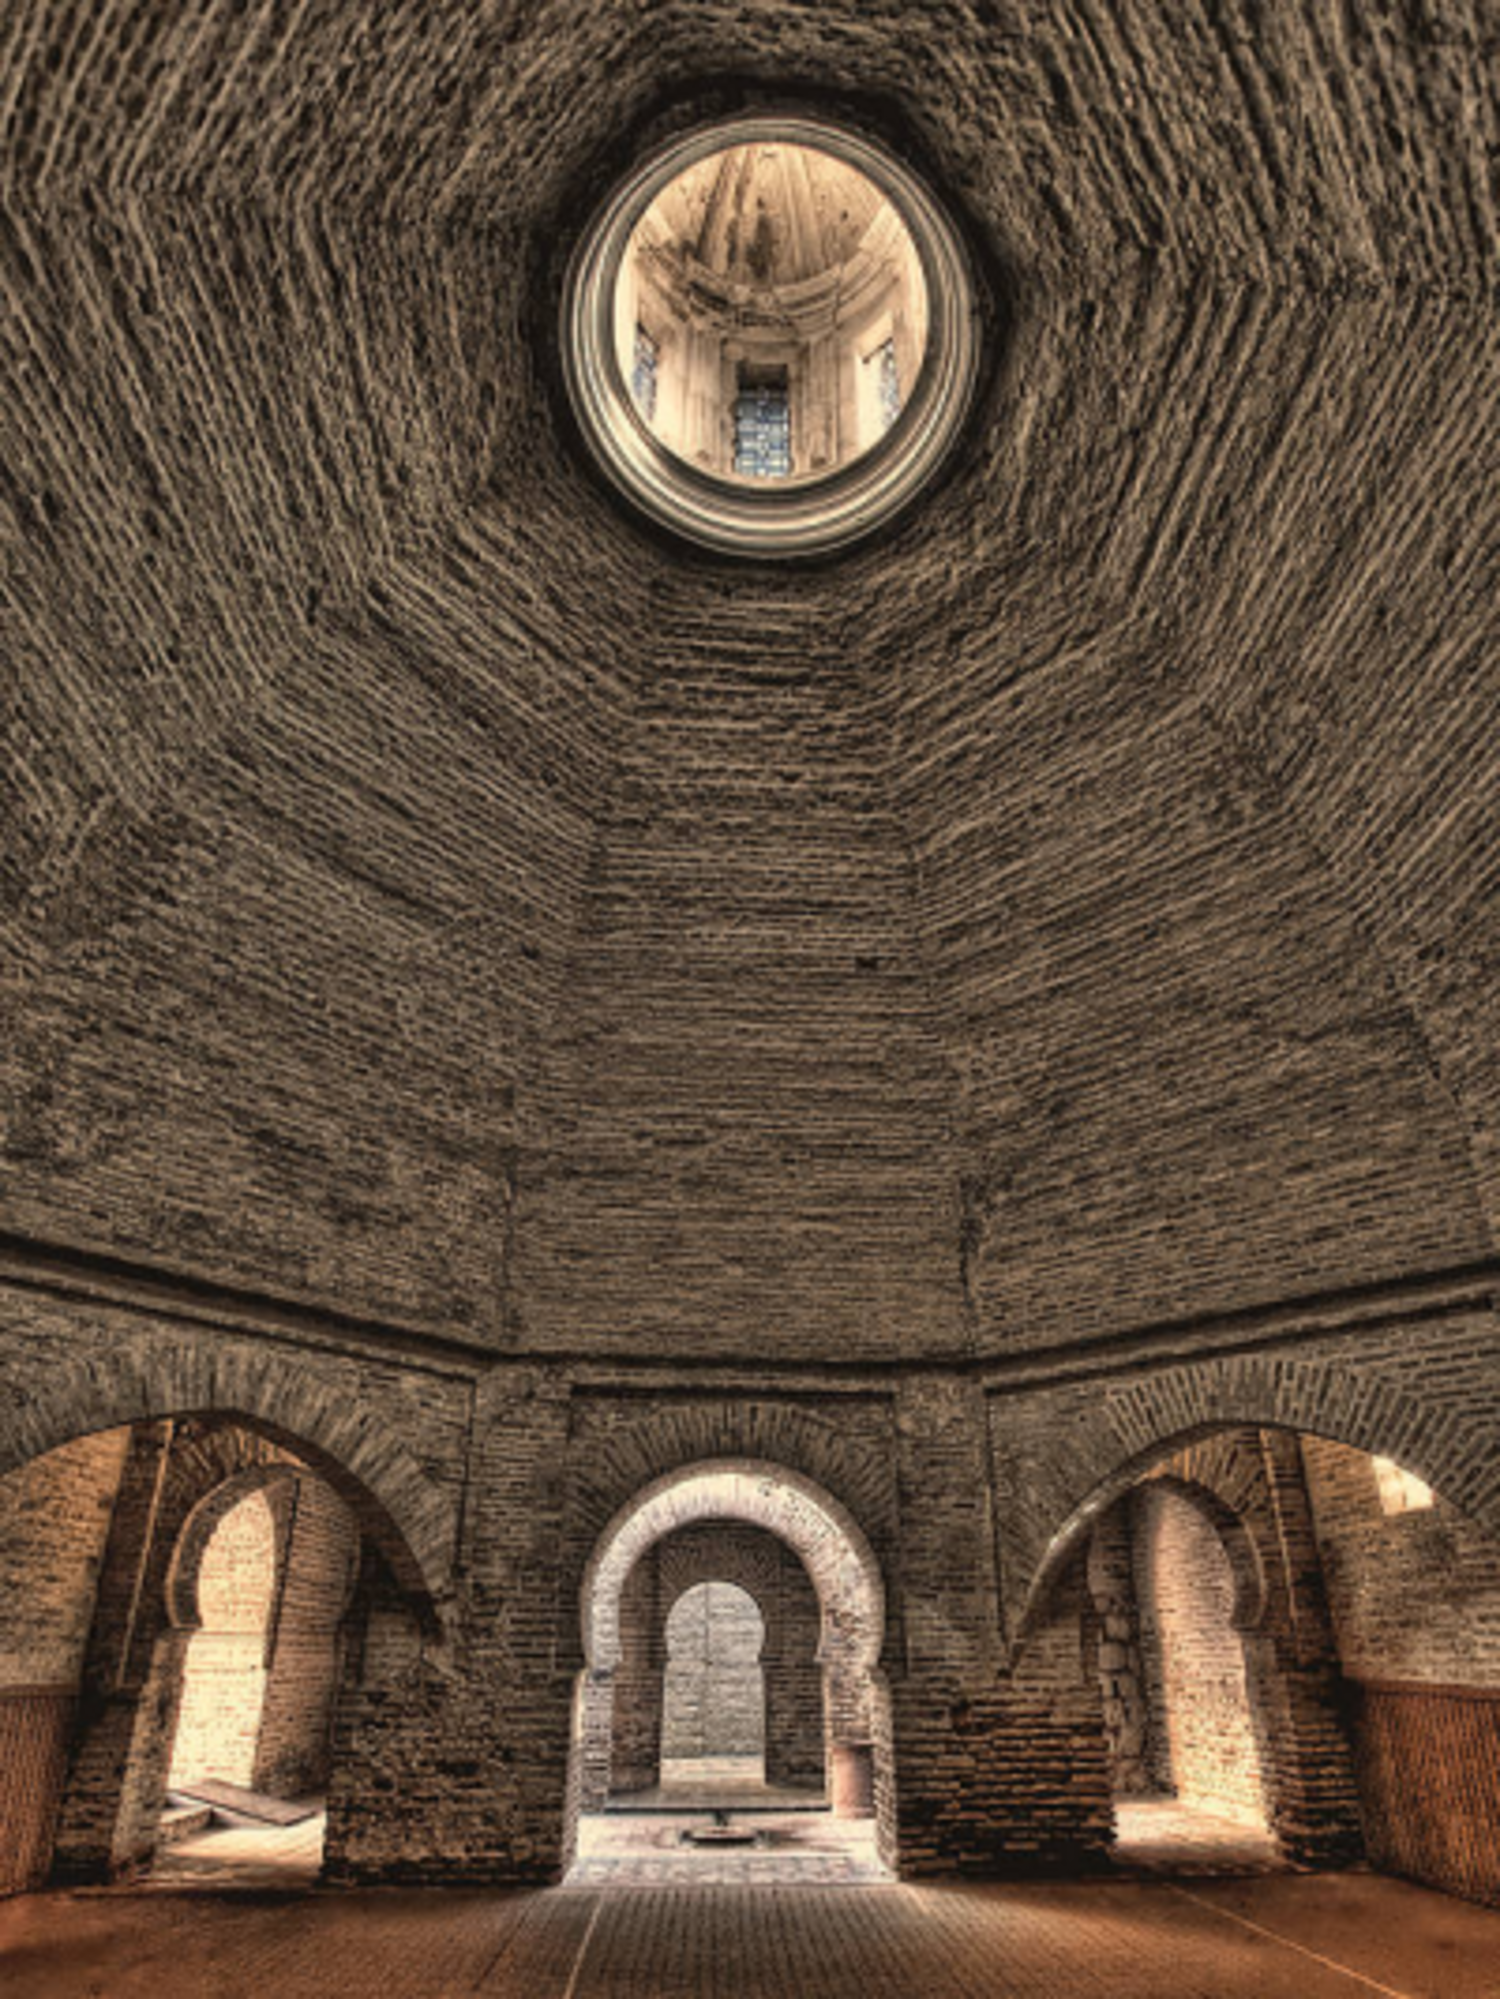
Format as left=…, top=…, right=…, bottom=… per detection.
left=607, top=1522, right=826, bottom=1799
left=1037, top=1425, right=1374, bottom=1872
left=0, top=1338, right=454, bottom=1615
left=1011, top=1355, right=1500, bottom=1653
left=567, top=1458, right=892, bottom=1867
left=0, top=1408, right=432, bottom=1888
left=164, top=1458, right=360, bottom=1828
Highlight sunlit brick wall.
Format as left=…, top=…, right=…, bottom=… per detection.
left=1133, top=1484, right=1265, bottom=1822
left=1302, top=1439, right=1500, bottom=1686
left=169, top=1489, right=277, bottom=1790
left=0, top=1431, right=128, bottom=1894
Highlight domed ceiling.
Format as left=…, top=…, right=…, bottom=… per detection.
left=644, top=141, right=887, bottom=289
left=0, top=3, right=1495, bottom=1365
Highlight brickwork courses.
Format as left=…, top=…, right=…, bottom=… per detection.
left=609, top=1522, right=825, bottom=1794
left=1302, top=1436, right=1500, bottom=1902
left=0, top=0, right=1498, bottom=1982
left=0, top=1419, right=368, bottom=1887
left=0, top=1431, right=128, bottom=1894
left=1131, top=1483, right=1267, bottom=1820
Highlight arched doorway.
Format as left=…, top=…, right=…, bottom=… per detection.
left=606, top=1517, right=827, bottom=1805
left=0, top=1412, right=433, bottom=1895
left=1131, top=1482, right=1266, bottom=1824
left=566, top=1459, right=893, bottom=1883
left=1030, top=1422, right=1500, bottom=1901
left=170, top=1484, right=282, bottom=1796
left=153, top=1463, right=359, bottom=1887
left=1086, top=1473, right=1278, bottom=1873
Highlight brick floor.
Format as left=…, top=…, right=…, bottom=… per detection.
left=3, top=1871, right=1499, bottom=1998
left=1110, top=1797, right=1288, bottom=1876
left=143, top=1796, right=1276, bottom=1896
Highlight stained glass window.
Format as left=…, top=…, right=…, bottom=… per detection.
left=733, top=365, right=792, bottom=478
left=631, top=325, right=659, bottom=421
left=874, top=337, right=901, bottom=432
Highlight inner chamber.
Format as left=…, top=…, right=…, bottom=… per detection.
left=614, top=141, right=929, bottom=484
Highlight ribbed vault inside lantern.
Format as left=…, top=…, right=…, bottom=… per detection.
left=564, top=115, right=979, bottom=557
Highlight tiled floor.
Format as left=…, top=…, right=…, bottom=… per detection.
left=4, top=1871, right=1499, bottom=1998
left=569, top=1809, right=889, bottom=1885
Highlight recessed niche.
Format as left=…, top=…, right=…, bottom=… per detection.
left=563, top=115, right=979, bottom=557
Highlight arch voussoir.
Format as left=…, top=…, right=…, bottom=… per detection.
left=0, top=1335, right=455, bottom=1613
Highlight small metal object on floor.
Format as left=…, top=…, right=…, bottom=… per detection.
left=679, top=1810, right=762, bottom=1848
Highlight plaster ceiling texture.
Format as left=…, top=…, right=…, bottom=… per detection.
left=0, top=3, right=1495, bottom=1365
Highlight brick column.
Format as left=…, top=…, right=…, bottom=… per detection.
left=1086, top=1503, right=1155, bottom=1794
left=324, top=1367, right=576, bottom=1884
left=51, top=1421, right=180, bottom=1882
left=764, top=1612, right=824, bottom=1791
left=574, top=1670, right=616, bottom=1809
left=609, top=1551, right=663, bottom=1791
left=1247, top=1430, right=1363, bottom=1865
left=891, top=1376, right=1112, bottom=1875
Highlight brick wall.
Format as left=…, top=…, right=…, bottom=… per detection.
left=0, top=1693, right=74, bottom=1898
left=892, top=1378, right=1112, bottom=1876
left=1085, top=1502, right=1157, bottom=1796
left=0, top=1430, right=128, bottom=1690
left=609, top=1552, right=663, bottom=1792
left=1348, top=1687, right=1500, bottom=1907
left=1302, top=1437, right=1500, bottom=1686
left=0, top=1430, right=127, bottom=1894
left=1, top=0, right=1497, bottom=1392
left=255, top=1478, right=360, bottom=1797
left=169, top=1486, right=278, bottom=1789
left=1303, top=1436, right=1500, bottom=1903
left=1132, top=1482, right=1267, bottom=1822
left=325, top=1370, right=577, bottom=1887
left=895, top=1559, right=1114, bottom=1877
